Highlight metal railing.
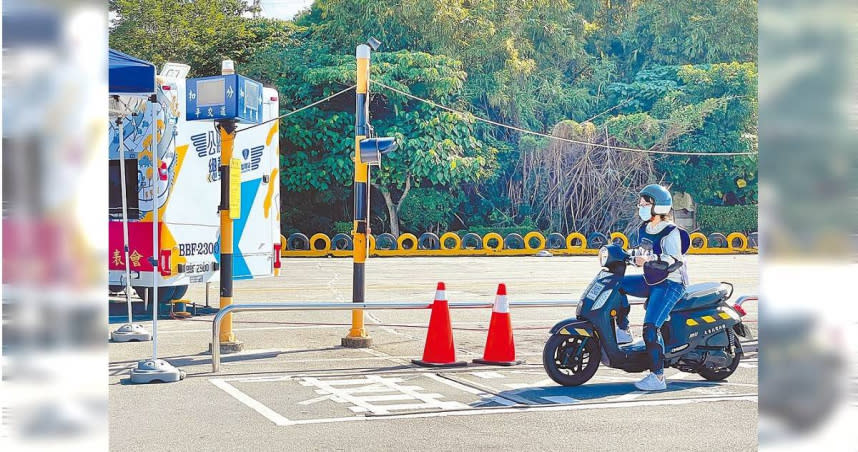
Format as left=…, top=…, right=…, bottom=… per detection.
left=209, top=294, right=758, bottom=372
left=211, top=300, right=590, bottom=372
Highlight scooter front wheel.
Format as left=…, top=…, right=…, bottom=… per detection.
left=543, top=334, right=601, bottom=386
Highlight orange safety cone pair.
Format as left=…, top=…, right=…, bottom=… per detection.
left=413, top=282, right=521, bottom=367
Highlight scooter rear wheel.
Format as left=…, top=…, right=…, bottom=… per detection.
left=543, top=334, right=601, bottom=386
left=698, top=330, right=742, bottom=381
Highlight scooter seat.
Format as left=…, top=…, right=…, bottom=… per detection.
left=672, top=282, right=727, bottom=312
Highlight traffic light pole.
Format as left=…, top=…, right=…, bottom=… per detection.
left=343, top=44, right=373, bottom=348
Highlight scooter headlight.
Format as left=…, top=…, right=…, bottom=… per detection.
left=598, top=246, right=609, bottom=267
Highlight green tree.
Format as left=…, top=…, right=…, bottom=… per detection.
left=109, top=0, right=759, bottom=233
left=243, top=37, right=496, bottom=235
left=110, top=0, right=262, bottom=77
left=602, top=62, right=758, bottom=204
left=615, top=0, right=757, bottom=74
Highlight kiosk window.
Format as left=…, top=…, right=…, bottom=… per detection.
left=197, top=78, right=225, bottom=107
left=244, top=80, right=259, bottom=111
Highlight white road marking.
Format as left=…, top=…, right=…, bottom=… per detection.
left=210, top=381, right=757, bottom=427
left=423, top=374, right=497, bottom=396
left=504, top=379, right=552, bottom=390
left=209, top=379, right=291, bottom=426
left=212, top=370, right=757, bottom=390
left=505, top=383, right=539, bottom=390
left=366, top=311, right=421, bottom=341
left=426, top=374, right=520, bottom=406
left=669, top=372, right=691, bottom=380
left=540, top=396, right=580, bottom=404
left=471, top=371, right=504, bottom=379
left=234, top=375, right=293, bottom=383
left=299, top=394, right=336, bottom=405
left=358, top=394, right=427, bottom=402
left=471, top=398, right=516, bottom=407
left=357, top=346, right=415, bottom=366
left=231, top=375, right=292, bottom=383
left=296, top=375, right=468, bottom=415
left=611, top=391, right=647, bottom=402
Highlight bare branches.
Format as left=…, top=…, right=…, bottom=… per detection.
left=508, top=120, right=656, bottom=235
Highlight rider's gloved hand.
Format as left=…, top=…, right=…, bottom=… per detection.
left=628, top=247, right=652, bottom=266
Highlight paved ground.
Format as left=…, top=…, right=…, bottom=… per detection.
left=109, top=255, right=759, bottom=451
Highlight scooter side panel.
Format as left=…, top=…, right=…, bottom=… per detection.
left=663, top=304, right=741, bottom=357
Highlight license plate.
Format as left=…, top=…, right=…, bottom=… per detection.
left=587, top=282, right=605, bottom=300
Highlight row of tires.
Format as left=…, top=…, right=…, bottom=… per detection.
left=283, top=231, right=758, bottom=254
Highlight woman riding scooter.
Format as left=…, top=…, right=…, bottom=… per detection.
left=614, top=184, right=689, bottom=391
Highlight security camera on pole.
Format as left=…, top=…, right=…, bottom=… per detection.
left=342, top=38, right=398, bottom=348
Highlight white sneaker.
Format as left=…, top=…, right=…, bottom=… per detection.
left=616, top=328, right=634, bottom=344
left=634, top=372, right=667, bottom=391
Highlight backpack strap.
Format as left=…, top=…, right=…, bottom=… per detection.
left=640, top=222, right=690, bottom=255
left=678, top=228, right=690, bottom=254
left=654, top=225, right=691, bottom=255
left=653, top=224, right=676, bottom=242
left=637, top=221, right=649, bottom=247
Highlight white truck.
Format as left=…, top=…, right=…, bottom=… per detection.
left=108, top=63, right=281, bottom=307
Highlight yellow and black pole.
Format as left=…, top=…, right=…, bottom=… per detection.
left=215, top=118, right=243, bottom=352
left=214, top=60, right=245, bottom=353
left=342, top=39, right=397, bottom=348
left=343, top=43, right=374, bottom=348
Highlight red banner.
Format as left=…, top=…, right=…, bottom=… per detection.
left=2, top=219, right=66, bottom=284
left=108, top=221, right=160, bottom=271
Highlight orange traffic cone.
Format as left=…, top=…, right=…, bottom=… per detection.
left=412, top=282, right=467, bottom=367
left=473, top=283, right=522, bottom=366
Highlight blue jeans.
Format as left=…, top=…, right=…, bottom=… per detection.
left=615, top=275, right=686, bottom=375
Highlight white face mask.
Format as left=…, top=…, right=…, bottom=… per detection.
left=638, top=205, right=652, bottom=221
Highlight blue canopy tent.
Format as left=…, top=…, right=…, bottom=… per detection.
left=108, top=48, right=168, bottom=364
left=109, top=48, right=155, bottom=95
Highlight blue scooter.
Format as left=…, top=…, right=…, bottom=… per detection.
left=543, top=244, right=752, bottom=386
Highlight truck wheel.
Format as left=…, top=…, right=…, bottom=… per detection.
left=171, top=285, right=188, bottom=300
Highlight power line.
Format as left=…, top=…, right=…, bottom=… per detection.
left=371, top=80, right=758, bottom=157
left=235, top=85, right=357, bottom=134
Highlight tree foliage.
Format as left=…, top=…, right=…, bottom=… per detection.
left=109, top=0, right=758, bottom=235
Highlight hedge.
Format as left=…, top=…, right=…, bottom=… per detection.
left=332, top=221, right=353, bottom=235
left=696, top=204, right=758, bottom=235
left=458, top=226, right=547, bottom=238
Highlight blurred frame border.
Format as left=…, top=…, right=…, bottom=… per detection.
left=2, top=0, right=108, bottom=450
left=758, top=0, right=858, bottom=448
